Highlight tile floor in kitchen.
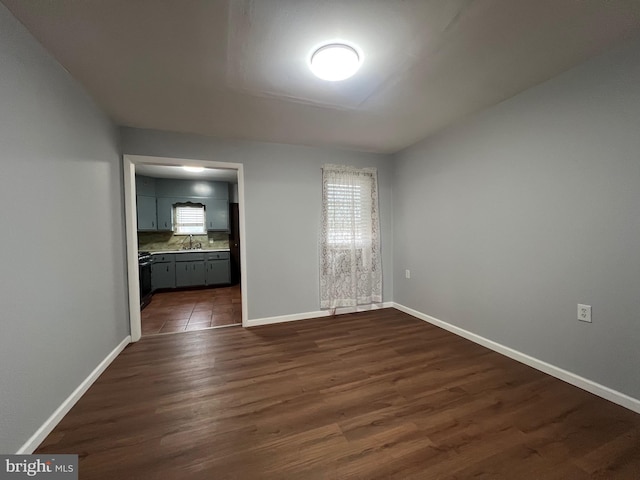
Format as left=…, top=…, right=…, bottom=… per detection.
left=141, top=284, right=241, bottom=336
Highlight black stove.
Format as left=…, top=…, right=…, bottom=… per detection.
left=138, top=251, right=152, bottom=309
left=138, top=251, right=152, bottom=262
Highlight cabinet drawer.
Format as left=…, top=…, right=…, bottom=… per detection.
left=175, top=252, right=205, bottom=262
left=152, top=254, right=175, bottom=263
left=205, top=251, right=230, bottom=260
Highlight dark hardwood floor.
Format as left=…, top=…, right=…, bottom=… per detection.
left=141, top=285, right=241, bottom=335
left=36, top=309, right=640, bottom=479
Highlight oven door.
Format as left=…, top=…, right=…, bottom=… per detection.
left=139, top=259, right=153, bottom=309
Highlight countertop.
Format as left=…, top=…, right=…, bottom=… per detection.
left=150, top=248, right=230, bottom=254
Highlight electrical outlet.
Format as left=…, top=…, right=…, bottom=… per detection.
left=578, top=304, right=592, bottom=323
left=405, top=269, right=411, bottom=279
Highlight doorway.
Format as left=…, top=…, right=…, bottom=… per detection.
left=123, top=155, right=248, bottom=342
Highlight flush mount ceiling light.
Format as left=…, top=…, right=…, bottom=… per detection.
left=310, top=43, right=361, bottom=81
left=182, top=166, right=204, bottom=173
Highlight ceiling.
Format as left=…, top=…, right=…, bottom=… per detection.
left=3, top=0, right=640, bottom=154
left=136, top=162, right=238, bottom=183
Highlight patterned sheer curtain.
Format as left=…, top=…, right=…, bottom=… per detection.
left=320, top=164, right=382, bottom=309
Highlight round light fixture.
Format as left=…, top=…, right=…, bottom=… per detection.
left=310, top=43, right=361, bottom=81
left=182, top=166, right=204, bottom=173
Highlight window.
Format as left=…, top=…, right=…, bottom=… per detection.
left=174, top=203, right=206, bottom=235
left=320, top=164, right=382, bottom=309
left=325, top=182, right=372, bottom=247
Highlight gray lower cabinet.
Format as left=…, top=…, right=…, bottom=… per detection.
left=205, top=251, right=230, bottom=285
left=206, top=260, right=230, bottom=285
left=151, top=254, right=175, bottom=290
left=176, top=261, right=206, bottom=287
left=151, top=262, right=176, bottom=290
left=137, top=195, right=157, bottom=231
left=176, top=259, right=206, bottom=287
left=152, top=251, right=229, bottom=289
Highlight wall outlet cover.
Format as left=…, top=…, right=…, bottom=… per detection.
left=578, top=304, right=592, bottom=323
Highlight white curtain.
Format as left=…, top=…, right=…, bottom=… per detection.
left=320, top=164, right=382, bottom=309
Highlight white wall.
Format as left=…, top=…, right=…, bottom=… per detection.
left=121, top=128, right=394, bottom=320
left=0, top=3, right=129, bottom=453
left=393, top=36, right=640, bottom=400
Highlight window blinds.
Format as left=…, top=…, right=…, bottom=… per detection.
left=174, top=204, right=206, bottom=235
left=326, top=180, right=372, bottom=246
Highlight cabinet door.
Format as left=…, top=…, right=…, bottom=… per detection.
left=175, top=262, right=192, bottom=287
left=151, top=262, right=175, bottom=290
left=156, top=197, right=177, bottom=231
left=175, top=261, right=206, bottom=287
left=206, top=260, right=230, bottom=285
left=192, top=261, right=206, bottom=286
left=156, top=179, right=229, bottom=200
left=205, top=199, right=229, bottom=231
left=136, top=195, right=157, bottom=231
left=135, top=175, right=156, bottom=196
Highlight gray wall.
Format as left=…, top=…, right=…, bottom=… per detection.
left=393, top=37, right=640, bottom=399
left=0, top=4, right=129, bottom=452
left=121, top=128, right=394, bottom=319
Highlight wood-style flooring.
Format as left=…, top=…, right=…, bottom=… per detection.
left=36, top=309, right=640, bottom=479
left=141, top=285, right=241, bottom=335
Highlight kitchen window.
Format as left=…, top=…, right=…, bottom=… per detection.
left=174, top=203, right=206, bottom=235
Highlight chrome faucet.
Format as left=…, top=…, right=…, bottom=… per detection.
left=182, top=235, right=202, bottom=250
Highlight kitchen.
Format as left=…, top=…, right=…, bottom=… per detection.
left=135, top=163, right=242, bottom=336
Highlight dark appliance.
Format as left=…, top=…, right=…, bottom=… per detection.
left=229, top=203, right=241, bottom=285
left=139, top=251, right=153, bottom=309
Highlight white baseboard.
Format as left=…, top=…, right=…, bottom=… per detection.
left=247, top=302, right=394, bottom=327
left=17, top=336, right=131, bottom=454
left=393, top=303, right=640, bottom=414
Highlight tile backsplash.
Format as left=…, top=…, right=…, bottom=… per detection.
left=138, top=232, right=229, bottom=252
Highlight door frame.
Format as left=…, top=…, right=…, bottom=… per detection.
left=123, top=154, right=248, bottom=341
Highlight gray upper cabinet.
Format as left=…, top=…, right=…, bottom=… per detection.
left=155, top=179, right=228, bottom=200
left=136, top=195, right=157, bottom=231
left=136, top=175, right=157, bottom=231
left=135, top=175, right=156, bottom=196
left=136, top=176, right=229, bottom=232
left=205, top=199, right=229, bottom=231
left=156, top=197, right=177, bottom=231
